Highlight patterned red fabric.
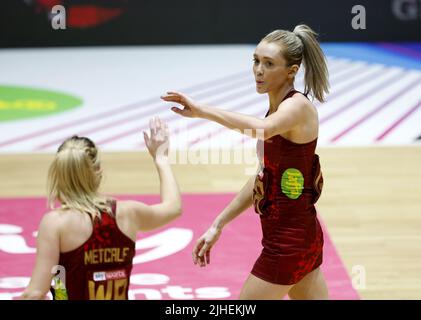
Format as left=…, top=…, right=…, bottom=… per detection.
left=251, top=90, right=324, bottom=285
left=56, top=201, right=135, bottom=299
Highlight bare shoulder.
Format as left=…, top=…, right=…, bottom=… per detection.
left=117, top=200, right=149, bottom=217
left=291, top=92, right=315, bottom=108
left=287, top=92, right=318, bottom=117
left=115, top=200, right=151, bottom=237
left=38, top=210, right=64, bottom=234
left=41, top=208, right=87, bottom=227
left=40, top=210, right=63, bottom=223
left=277, top=93, right=310, bottom=117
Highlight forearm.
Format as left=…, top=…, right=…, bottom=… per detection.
left=212, top=176, right=255, bottom=230
left=21, top=289, right=46, bottom=300
left=21, top=278, right=49, bottom=300
left=199, top=104, right=265, bottom=139
left=155, top=160, right=181, bottom=213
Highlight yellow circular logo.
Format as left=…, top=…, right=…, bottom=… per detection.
left=281, top=168, right=304, bottom=199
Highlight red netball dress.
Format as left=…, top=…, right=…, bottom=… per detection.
left=53, top=201, right=136, bottom=300
left=251, top=89, right=324, bottom=285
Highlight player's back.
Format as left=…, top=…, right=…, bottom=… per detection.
left=53, top=201, right=136, bottom=300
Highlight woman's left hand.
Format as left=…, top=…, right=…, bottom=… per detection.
left=161, top=91, right=202, bottom=118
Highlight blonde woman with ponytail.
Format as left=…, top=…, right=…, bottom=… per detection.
left=162, top=24, right=329, bottom=299
left=22, top=117, right=181, bottom=300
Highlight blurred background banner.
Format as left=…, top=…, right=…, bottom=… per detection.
left=1, top=0, right=421, bottom=47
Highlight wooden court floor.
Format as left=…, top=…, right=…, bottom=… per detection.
left=1, top=146, right=420, bottom=299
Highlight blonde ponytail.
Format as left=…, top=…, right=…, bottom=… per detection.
left=263, top=24, right=330, bottom=102
left=293, top=25, right=329, bottom=102
left=47, top=136, right=112, bottom=220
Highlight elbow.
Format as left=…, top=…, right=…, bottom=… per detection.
left=263, top=132, right=271, bottom=140
left=165, top=200, right=182, bottom=218
left=173, top=193, right=183, bottom=217
left=259, top=123, right=274, bottom=140
left=173, top=201, right=182, bottom=217
left=263, top=129, right=274, bottom=140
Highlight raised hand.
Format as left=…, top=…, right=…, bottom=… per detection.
left=143, top=116, right=169, bottom=162
left=192, top=226, right=222, bottom=267
left=161, top=91, right=201, bottom=118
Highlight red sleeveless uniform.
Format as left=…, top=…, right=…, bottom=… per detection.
left=251, top=89, right=324, bottom=285
left=54, top=201, right=136, bottom=300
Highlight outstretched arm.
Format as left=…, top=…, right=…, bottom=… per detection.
left=161, top=91, right=303, bottom=140
left=119, top=117, right=182, bottom=233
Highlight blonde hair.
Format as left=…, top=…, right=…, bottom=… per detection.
left=47, top=136, right=112, bottom=220
left=262, top=24, right=330, bottom=102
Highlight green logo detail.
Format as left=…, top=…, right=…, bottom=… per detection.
left=281, top=168, right=304, bottom=199
left=53, top=278, right=68, bottom=300
left=0, top=86, right=82, bottom=122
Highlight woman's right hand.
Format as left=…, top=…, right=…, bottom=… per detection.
left=143, top=116, right=169, bottom=163
left=192, top=226, right=222, bottom=267
left=161, top=91, right=202, bottom=118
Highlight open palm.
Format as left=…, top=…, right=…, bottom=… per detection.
left=161, top=91, right=201, bottom=118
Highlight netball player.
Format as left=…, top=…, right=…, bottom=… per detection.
left=161, top=25, right=329, bottom=300
left=21, top=117, right=181, bottom=300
